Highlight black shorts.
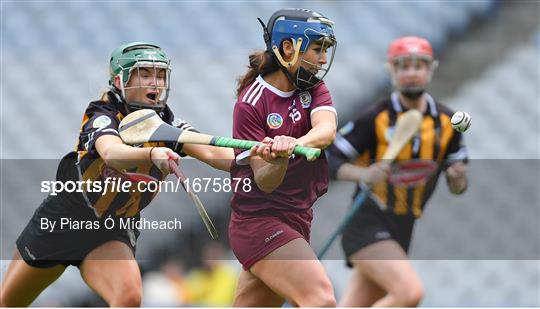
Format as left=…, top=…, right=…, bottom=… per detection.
left=16, top=195, right=140, bottom=268
left=341, top=197, right=415, bottom=267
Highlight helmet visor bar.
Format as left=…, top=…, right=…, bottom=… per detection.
left=392, top=54, right=433, bottom=68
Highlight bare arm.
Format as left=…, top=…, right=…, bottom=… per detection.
left=250, top=157, right=289, bottom=194
left=182, top=144, right=234, bottom=172
left=445, top=161, right=467, bottom=194
left=95, top=135, right=179, bottom=172
left=336, top=162, right=390, bottom=185
left=297, top=110, right=337, bottom=149
left=249, top=138, right=290, bottom=194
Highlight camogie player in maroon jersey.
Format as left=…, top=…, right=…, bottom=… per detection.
left=229, top=8, right=338, bottom=307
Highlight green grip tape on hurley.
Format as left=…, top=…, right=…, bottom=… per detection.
left=212, top=137, right=321, bottom=160
left=212, top=137, right=259, bottom=150
left=293, top=145, right=321, bottom=160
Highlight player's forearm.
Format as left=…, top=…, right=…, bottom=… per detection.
left=95, top=135, right=153, bottom=170
left=445, top=161, right=467, bottom=194
left=185, top=145, right=234, bottom=172
left=100, top=143, right=152, bottom=170
left=297, top=122, right=336, bottom=149
left=208, top=160, right=233, bottom=172
left=336, top=163, right=370, bottom=183
left=195, top=156, right=232, bottom=172
left=208, top=148, right=235, bottom=172
left=252, top=160, right=288, bottom=193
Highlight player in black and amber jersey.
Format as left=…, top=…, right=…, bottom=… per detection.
left=0, top=42, right=236, bottom=307
left=326, top=37, right=468, bottom=307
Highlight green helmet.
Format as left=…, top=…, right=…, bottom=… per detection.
left=109, top=42, right=171, bottom=111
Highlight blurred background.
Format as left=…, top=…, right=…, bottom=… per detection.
left=1, top=0, right=539, bottom=306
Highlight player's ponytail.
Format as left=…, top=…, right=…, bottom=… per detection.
left=99, top=90, right=110, bottom=102
left=236, top=50, right=279, bottom=97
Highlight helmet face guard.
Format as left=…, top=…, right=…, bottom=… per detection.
left=387, top=36, right=438, bottom=99
left=260, top=8, right=337, bottom=90
left=389, top=55, right=438, bottom=99
left=109, top=42, right=171, bottom=112
left=294, top=34, right=336, bottom=90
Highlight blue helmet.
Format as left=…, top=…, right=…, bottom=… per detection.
left=259, top=8, right=337, bottom=90
left=265, top=8, right=335, bottom=53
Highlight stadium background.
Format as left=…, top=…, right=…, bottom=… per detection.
left=1, top=0, right=539, bottom=306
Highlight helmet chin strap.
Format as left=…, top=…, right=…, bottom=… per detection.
left=271, top=38, right=321, bottom=90
left=272, top=37, right=302, bottom=68
left=277, top=59, right=320, bottom=91
left=110, top=86, right=139, bottom=114
left=272, top=38, right=303, bottom=90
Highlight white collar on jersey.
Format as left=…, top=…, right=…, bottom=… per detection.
left=256, top=75, right=296, bottom=98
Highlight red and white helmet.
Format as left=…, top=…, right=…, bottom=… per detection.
left=387, top=36, right=434, bottom=62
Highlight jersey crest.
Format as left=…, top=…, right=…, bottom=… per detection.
left=267, top=113, right=283, bottom=129
left=299, top=91, right=312, bottom=108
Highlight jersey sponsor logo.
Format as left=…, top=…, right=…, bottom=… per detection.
left=299, top=91, right=312, bottom=108
left=375, top=231, right=391, bottom=240
left=265, top=229, right=284, bottom=243
left=93, top=115, right=112, bottom=128
left=267, top=113, right=283, bottom=129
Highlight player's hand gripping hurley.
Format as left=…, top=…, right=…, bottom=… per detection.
left=118, top=109, right=321, bottom=161
left=168, top=159, right=219, bottom=240
left=317, top=110, right=424, bottom=259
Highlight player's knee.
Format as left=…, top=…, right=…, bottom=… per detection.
left=0, top=289, right=12, bottom=307
left=297, top=278, right=336, bottom=307
left=112, top=291, right=141, bottom=307
left=309, top=289, right=336, bottom=307
left=231, top=286, right=250, bottom=306
left=406, top=283, right=424, bottom=306
left=316, top=290, right=337, bottom=307
left=110, top=284, right=142, bottom=307
left=395, top=280, right=423, bottom=306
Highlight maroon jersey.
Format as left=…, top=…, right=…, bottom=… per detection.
left=231, top=76, right=336, bottom=213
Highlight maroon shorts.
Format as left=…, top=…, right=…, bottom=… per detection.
left=229, top=208, right=313, bottom=270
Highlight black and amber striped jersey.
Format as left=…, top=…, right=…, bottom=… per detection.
left=327, top=92, right=468, bottom=217
left=56, top=90, right=197, bottom=218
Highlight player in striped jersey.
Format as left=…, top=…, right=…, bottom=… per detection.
left=326, top=37, right=468, bottom=307
left=0, top=42, right=235, bottom=307
left=229, top=8, right=338, bottom=307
